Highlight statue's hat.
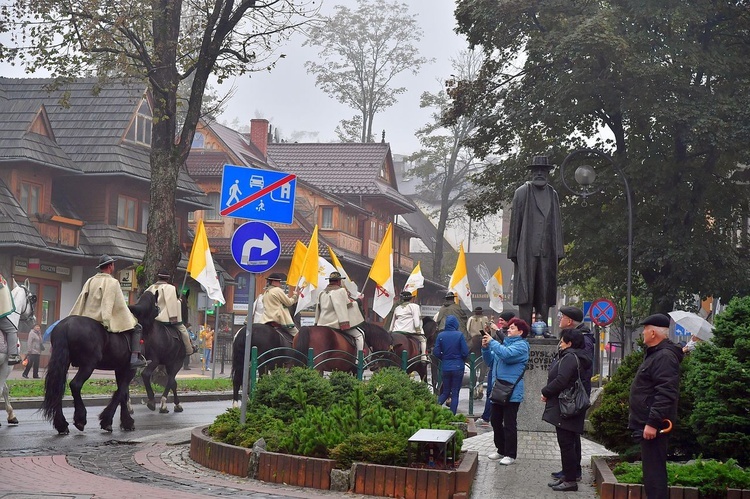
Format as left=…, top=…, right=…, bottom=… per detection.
left=526, top=155, right=554, bottom=169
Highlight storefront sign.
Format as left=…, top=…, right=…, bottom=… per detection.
left=13, top=257, right=71, bottom=281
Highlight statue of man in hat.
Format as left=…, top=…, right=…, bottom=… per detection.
left=508, top=156, right=565, bottom=327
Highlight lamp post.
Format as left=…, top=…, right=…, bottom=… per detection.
left=560, top=148, right=634, bottom=355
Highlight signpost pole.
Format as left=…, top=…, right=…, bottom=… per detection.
left=240, top=278, right=255, bottom=425
left=212, top=302, right=219, bottom=380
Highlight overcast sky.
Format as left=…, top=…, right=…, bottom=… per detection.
left=215, top=0, right=470, bottom=156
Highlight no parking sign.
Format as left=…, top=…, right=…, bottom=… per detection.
left=590, top=298, right=617, bottom=327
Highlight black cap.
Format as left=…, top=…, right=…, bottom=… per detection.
left=266, top=272, right=285, bottom=282
left=474, top=306, right=483, bottom=313
left=445, top=291, right=456, bottom=299
left=527, top=155, right=554, bottom=169
left=640, top=313, right=670, bottom=328
left=560, top=306, right=584, bottom=323
left=400, top=290, right=413, bottom=299
left=156, top=269, right=171, bottom=280
left=327, top=271, right=345, bottom=280
left=499, top=311, right=516, bottom=322
left=97, top=254, right=116, bottom=269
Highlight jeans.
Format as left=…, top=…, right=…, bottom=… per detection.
left=437, top=370, right=463, bottom=414
left=481, top=369, right=493, bottom=421
left=203, top=348, right=212, bottom=365
left=490, top=401, right=520, bottom=458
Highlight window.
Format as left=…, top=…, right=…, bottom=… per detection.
left=20, top=181, right=42, bottom=214
left=117, top=195, right=137, bottom=230
left=125, top=98, right=152, bottom=146
left=204, top=193, right=221, bottom=220
left=141, top=203, right=149, bottom=233
left=191, top=132, right=205, bottom=149
left=188, top=210, right=195, bottom=222
left=321, top=207, right=333, bottom=229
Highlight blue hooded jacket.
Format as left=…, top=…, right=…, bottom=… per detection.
left=433, top=315, right=470, bottom=373
left=482, top=334, right=530, bottom=403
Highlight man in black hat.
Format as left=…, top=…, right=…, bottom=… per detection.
left=433, top=291, right=468, bottom=334
left=629, top=313, right=684, bottom=499
left=508, top=156, right=565, bottom=327
left=70, top=255, right=146, bottom=368
left=145, top=270, right=195, bottom=356
left=389, top=290, right=425, bottom=360
left=260, top=273, right=299, bottom=336
left=315, top=272, right=365, bottom=351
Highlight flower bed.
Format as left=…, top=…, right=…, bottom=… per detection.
left=190, top=425, right=478, bottom=498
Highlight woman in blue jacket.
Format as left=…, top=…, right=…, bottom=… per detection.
left=433, top=315, right=469, bottom=415
left=482, top=317, right=530, bottom=465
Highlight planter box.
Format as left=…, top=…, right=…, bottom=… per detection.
left=191, top=425, right=478, bottom=498
left=592, top=456, right=750, bottom=499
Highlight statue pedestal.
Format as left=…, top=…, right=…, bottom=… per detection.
left=517, top=337, right=558, bottom=432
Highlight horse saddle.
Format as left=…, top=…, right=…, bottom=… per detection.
left=320, top=325, right=368, bottom=354
left=163, top=324, right=181, bottom=341
left=266, top=322, right=295, bottom=342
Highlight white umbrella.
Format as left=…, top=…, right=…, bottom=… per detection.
left=668, top=311, right=714, bottom=341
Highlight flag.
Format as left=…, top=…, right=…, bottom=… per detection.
left=328, top=245, right=359, bottom=297
left=316, top=256, right=338, bottom=292
left=296, top=226, right=319, bottom=313
left=367, top=223, right=395, bottom=319
left=287, top=240, right=307, bottom=289
left=403, top=262, right=424, bottom=296
left=448, top=243, right=472, bottom=310
left=486, top=267, right=504, bottom=313
left=187, top=220, right=225, bottom=305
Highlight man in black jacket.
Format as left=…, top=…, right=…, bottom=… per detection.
left=629, top=314, right=684, bottom=499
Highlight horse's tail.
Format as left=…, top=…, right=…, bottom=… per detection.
left=42, top=321, right=70, bottom=422
left=231, top=328, right=245, bottom=400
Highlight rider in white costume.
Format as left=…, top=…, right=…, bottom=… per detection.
left=315, top=272, right=365, bottom=352
left=145, top=270, right=195, bottom=356
left=0, top=273, right=21, bottom=365
left=389, top=290, right=426, bottom=361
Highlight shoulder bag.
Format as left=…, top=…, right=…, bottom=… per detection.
left=490, top=366, right=526, bottom=405
left=558, top=354, right=591, bottom=418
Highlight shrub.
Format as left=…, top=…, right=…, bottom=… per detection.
left=252, top=366, right=334, bottom=421
left=330, top=432, right=408, bottom=468
left=363, top=367, right=436, bottom=410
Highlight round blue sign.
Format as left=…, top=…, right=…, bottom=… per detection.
left=231, top=221, right=281, bottom=273
left=590, top=298, right=617, bottom=327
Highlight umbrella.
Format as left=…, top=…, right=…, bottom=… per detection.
left=668, top=311, right=714, bottom=341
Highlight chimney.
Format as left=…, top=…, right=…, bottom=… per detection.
left=250, top=119, right=270, bottom=159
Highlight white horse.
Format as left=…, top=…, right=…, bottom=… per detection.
left=0, top=279, right=37, bottom=427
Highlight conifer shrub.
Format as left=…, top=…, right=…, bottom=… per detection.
left=252, top=366, right=334, bottom=420
left=330, top=432, right=408, bottom=468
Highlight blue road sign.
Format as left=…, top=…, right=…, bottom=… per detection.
left=674, top=324, right=689, bottom=337
left=231, top=221, right=282, bottom=274
left=583, top=301, right=592, bottom=322
left=220, top=165, right=296, bottom=224
left=590, top=298, right=617, bottom=327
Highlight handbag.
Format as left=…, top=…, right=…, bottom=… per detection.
left=490, top=369, right=525, bottom=405
left=558, top=354, right=591, bottom=419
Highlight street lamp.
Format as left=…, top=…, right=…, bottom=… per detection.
left=560, top=148, right=634, bottom=355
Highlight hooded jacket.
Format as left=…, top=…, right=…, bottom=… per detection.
left=433, top=315, right=469, bottom=372
left=482, top=332, right=530, bottom=403
left=541, top=347, right=593, bottom=433
left=628, top=339, right=684, bottom=431
left=575, top=322, right=595, bottom=395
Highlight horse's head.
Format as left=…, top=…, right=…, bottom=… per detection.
left=12, top=278, right=37, bottom=324
left=422, top=317, right=437, bottom=348
left=131, top=290, right=160, bottom=333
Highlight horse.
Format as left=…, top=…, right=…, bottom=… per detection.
left=140, top=295, right=190, bottom=413
left=0, top=280, right=37, bottom=427
left=358, top=320, right=438, bottom=383
left=41, top=290, right=159, bottom=435
left=231, top=323, right=301, bottom=407
left=292, top=322, right=393, bottom=375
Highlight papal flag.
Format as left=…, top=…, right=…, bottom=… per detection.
left=187, top=219, right=225, bottom=305
left=486, top=267, right=504, bottom=313
left=403, top=262, right=424, bottom=296
left=287, top=240, right=307, bottom=289
left=448, top=243, right=472, bottom=310
left=367, top=223, right=395, bottom=319
left=295, top=226, right=319, bottom=313
left=328, top=246, right=359, bottom=297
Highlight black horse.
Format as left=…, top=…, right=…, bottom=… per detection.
left=359, top=318, right=438, bottom=383
left=140, top=296, right=191, bottom=413
left=231, top=323, right=301, bottom=407
left=42, top=291, right=160, bottom=435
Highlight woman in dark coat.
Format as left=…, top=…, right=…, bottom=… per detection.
left=541, top=328, right=592, bottom=492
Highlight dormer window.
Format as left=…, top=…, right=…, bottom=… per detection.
left=125, top=98, right=152, bottom=146
left=191, top=132, right=205, bottom=149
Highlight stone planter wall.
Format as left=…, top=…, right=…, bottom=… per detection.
left=592, top=456, right=750, bottom=499
left=191, top=425, right=478, bottom=498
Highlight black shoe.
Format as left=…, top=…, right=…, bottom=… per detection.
left=551, top=470, right=582, bottom=481
left=33, top=376, right=40, bottom=379
left=130, top=357, right=147, bottom=368
left=548, top=478, right=564, bottom=487
left=551, top=481, right=578, bottom=492
left=183, top=367, right=191, bottom=370
left=22, top=374, right=29, bottom=379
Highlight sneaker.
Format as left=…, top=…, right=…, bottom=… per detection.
left=475, top=418, right=489, bottom=426
left=487, top=452, right=503, bottom=460
left=499, top=456, right=515, bottom=465
left=7, top=354, right=21, bottom=365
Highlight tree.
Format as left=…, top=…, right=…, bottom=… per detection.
left=304, top=0, right=430, bottom=143
left=450, top=0, right=750, bottom=313
left=409, top=50, right=489, bottom=280
left=0, top=0, right=316, bottom=284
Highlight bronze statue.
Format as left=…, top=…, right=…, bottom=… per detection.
left=507, top=156, right=564, bottom=327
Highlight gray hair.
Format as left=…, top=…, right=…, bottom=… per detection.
left=651, top=325, right=670, bottom=337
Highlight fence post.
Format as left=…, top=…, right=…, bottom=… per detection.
left=307, top=348, right=314, bottom=369
left=468, top=353, right=476, bottom=417
left=357, top=350, right=364, bottom=380
left=401, top=350, right=408, bottom=372
left=250, top=346, right=258, bottom=398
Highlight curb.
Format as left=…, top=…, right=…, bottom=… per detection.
left=7, top=391, right=235, bottom=410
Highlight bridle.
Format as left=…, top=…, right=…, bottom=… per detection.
left=12, top=283, right=36, bottom=322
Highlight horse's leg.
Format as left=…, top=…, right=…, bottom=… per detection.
left=113, top=368, right=136, bottom=431
left=169, top=362, right=183, bottom=413
left=141, top=360, right=158, bottom=411
left=159, top=366, right=175, bottom=414
left=3, top=383, right=17, bottom=425
left=69, top=365, right=95, bottom=432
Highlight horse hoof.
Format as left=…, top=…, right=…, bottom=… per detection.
left=121, top=425, right=135, bottom=432
left=7, top=418, right=18, bottom=425
left=74, top=422, right=85, bottom=432
left=174, top=405, right=183, bottom=413
left=147, top=401, right=156, bottom=411
left=58, top=429, right=70, bottom=435
left=102, top=425, right=113, bottom=432
left=159, top=408, right=169, bottom=414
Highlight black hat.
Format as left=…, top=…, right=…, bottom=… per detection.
left=527, top=155, right=554, bottom=169
left=266, top=272, right=285, bottom=282
left=400, top=290, right=413, bottom=299
left=560, top=306, right=584, bottom=323
left=327, top=271, right=345, bottom=280
left=156, top=269, right=171, bottom=280
left=474, top=306, right=483, bottom=313
left=640, top=313, right=670, bottom=328
left=444, top=291, right=456, bottom=299
left=97, top=254, right=116, bottom=269
left=499, top=311, right=516, bottom=322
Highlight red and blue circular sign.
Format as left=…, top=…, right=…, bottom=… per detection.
left=590, top=298, right=617, bottom=327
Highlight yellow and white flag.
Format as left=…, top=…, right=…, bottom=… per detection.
left=367, top=223, right=395, bottom=319
left=448, top=243, right=472, bottom=310
left=187, top=220, right=225, bottom=305
left=403, top=262, right=424, bottom=296
left=296, top=226, right=319, bottom=313
left=287, top=240, right=307, bottom=289
left=328, top=246, right=359, bottom=297
left=486, top=267, right=504, bottom=313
